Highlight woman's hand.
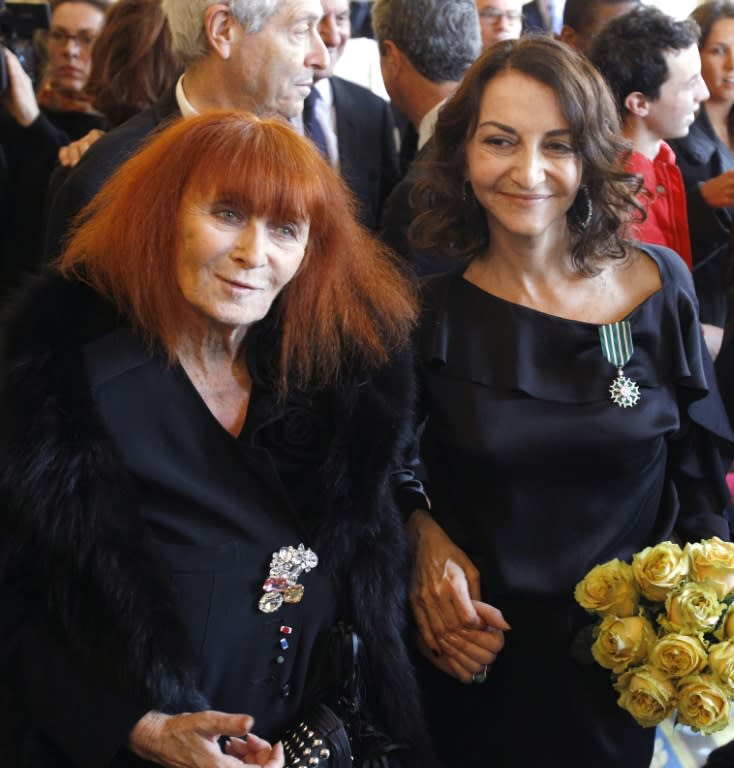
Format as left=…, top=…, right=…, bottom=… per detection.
left=58, top=128, right=105, bottom=167
left=700, top=171, right=734, bottom=208
left=407, top=509, right=509, bottom=681
left=416, top=600, right=508, bottom=683
left=128, top=710, right=284, bottom=767
left=223, top=732, right=284, bottom=766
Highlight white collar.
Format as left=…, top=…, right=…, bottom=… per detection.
left=175, top=75, right=198, bottom=118
left=418, top=99, right=446, bottom=151
left=314, top=77, right=334, bottom=107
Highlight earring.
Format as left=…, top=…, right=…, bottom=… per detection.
left=571, top=185, right=593, bottom=231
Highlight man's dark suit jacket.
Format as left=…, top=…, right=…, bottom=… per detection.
left=43, top=89, right=180, bottom=261
left=330, top=76, right=400, bottom=232
left=522, top=1, right=550, bottom=33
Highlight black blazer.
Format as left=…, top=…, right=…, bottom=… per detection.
left=43, top=89, right=180, bottom=261
left=522, top=0, right=550, bottom=33
left=331, top=76, right=400, bottom=232
left=0, top=274, right=432, bottom=767
left=669, top=107, right=734, bottom=327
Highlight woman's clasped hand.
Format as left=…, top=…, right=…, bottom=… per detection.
left=408, top=509, right=509, bottom=683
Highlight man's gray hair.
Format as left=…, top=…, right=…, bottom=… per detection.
left=162, top=0, right=279, bottom=65
left=372, top=0, right=480, bottom=83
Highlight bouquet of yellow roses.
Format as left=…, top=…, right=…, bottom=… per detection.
left=574, top=537, right=734, bottom=735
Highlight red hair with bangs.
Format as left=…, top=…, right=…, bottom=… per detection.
left=59, top=111, right=416, bottom=392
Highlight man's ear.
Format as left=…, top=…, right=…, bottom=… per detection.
left=380, top=40, right=403, bottom=76
left=624, top=91, right=650, bottom=118
left=558, top=25, right=579, bottom=50
left=204, top=3, right=237, bottom=60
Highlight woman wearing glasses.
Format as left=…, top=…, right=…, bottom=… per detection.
left=0, top=0, right=109, bottom=292
left=475, top=0, right=524, bottom=49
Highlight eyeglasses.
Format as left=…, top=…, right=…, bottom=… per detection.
left=47, top=28, right=97, bottom=49
left=479, top=9, right=523, bottom=22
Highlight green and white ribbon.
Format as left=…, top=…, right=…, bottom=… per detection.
left=599, top=321, right=633, bottom=368
left=598, top=321, right=640, bottom=408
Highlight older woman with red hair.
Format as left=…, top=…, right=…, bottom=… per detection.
left=0, top=111, right=429, bottom=768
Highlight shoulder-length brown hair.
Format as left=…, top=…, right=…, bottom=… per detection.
left=86, top=0, right=182, bottom=128
left=60, top=111, right=416, bottom=393
left=410, top=36, right=643, bottom=274
left=691, top=1, right=734, bottom=48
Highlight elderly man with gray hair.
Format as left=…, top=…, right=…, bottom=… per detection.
left=375, top=0, right=481, bottom=273
left=43, top=0, right=328, bottom=260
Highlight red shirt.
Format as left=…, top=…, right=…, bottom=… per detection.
left=625, top=141, right=692, bottom=269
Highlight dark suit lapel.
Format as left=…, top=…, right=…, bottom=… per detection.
left=330, top=76, right=361, bottom=179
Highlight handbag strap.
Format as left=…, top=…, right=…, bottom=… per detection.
left=335, top=624, right=362, bottom=716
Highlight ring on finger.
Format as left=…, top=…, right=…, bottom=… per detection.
left=472, top=664, right=489, bottom=684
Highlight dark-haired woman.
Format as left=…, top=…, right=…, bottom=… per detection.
left=670, top=0, right=734, bottom=331
left=406, top=37, right=733, bottom=768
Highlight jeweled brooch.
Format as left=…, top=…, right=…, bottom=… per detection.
left=258, top=543, right=318, bottom=614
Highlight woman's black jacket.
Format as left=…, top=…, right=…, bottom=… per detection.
left=0, top=273, right=429, bottom=767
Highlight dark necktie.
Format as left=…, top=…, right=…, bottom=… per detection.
left=398, top=122, right=418, bottom=177
left=302, top=88, right=329, bottom=160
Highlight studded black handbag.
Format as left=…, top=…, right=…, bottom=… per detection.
left=283, top=701, right=352, bottom=768
left=282, top=623, right=409, bottom=768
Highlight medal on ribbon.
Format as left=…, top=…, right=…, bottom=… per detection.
left=598, top=320, right=640, bottom=408
left=258, top=543, right=318, bottom=614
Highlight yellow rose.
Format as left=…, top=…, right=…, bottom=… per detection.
left=714, top=603, right=734, bottom=641
left=686, top=537, right=734, bottom=600
left=708, top=641, right=734, bottom=697
left=648, top=633, right=707, bottom=678
left=631, top=542, right=689, bottom=602
left=575, top=559, right=639, bottom=617
left=659, top=582, right=724, bottom=635
left=591, top=615, right=657, bottom=674
left=676, top=674, right=730, bottom=735
left=614, top=664, right=677, bottom=728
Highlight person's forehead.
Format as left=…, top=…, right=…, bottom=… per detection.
left=660, top=44, right=700, bottom=88
left=320, top=0, right=350, bottom=15
left=270, top=0, right=323, bottom=24
left=51, top=1, right=105, bottom=27
left=665, top=44, right=700, bottom=73
left=703, top=17, right=734, bottom=46
left=476, top=0, right=523, bottom=11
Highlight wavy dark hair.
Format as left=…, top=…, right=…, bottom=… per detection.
left=409, top=36, right=642, bottom=274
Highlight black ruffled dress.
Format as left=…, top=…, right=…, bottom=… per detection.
left=414, top=244, right=733, bottom=768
